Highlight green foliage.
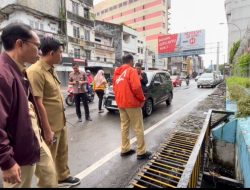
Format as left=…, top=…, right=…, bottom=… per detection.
left=238, top=53, right=250, bottom=76
left=237, top=96, right=250, bottom=118
left=229, top=40, right=241, bottom=65
left=227, top=77, right=250, bottom=117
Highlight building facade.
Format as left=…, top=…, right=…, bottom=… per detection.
left=94, top=0, right=171, bottom=54
left=95, top=20, right=155, bottom=70
left=225, top=0, right=250, bottom=52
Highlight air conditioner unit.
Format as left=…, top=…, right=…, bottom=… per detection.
left=80, top=35, right=85, bottom=39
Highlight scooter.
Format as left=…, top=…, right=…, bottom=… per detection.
left=65, top=86, right=75, bottom=106
left=65, top=85, right=94, bottom=106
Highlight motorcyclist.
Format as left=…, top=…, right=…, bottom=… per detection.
left=185, top=74, right=190, bottom=86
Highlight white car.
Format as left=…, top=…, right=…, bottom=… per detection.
left=197, top=73, right=217, bottom=88
left=195, top=75, right=201, bottom=82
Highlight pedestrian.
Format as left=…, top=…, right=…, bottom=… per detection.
left=86, top=69, right=94, bottom=93
left=93, top=70, right=107, bottom=113
left=113, top=54, right=152, bottom=160
left=135, top=62, right=148, bottom=93
left=68, top=63, right=92, bottom=122
left=0, top=23, right=57, bottom=188
left=27, top=37, right=81, bottom=187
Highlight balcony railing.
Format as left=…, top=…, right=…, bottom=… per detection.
left=68, top=36, right=95, bottom=47
left=95, top=43, right=115, bottom=52
left=34, top=29, right=66, bottom=43
left=67, top=11, right=94, bottom=27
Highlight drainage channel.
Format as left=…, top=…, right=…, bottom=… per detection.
left=129, top=131, right=199, bottom=188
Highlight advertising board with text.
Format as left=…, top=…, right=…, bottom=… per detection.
left=158, top=30, right=205, bottom=58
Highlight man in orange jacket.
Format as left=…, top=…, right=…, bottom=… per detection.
left=113, top=54, right=152, bottom=160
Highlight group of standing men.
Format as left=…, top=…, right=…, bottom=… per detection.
left=0, top=23, right=80, bottom=187
left=0, top=22, right=152, bottom=188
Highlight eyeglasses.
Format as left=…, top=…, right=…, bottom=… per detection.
left=23, top=40, right=41, bottom=49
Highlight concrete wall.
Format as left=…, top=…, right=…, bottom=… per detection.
left=17, top=0, right=61, bottom=17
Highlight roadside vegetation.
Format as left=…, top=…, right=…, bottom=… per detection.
left=227, top=77, right=250, bottom=118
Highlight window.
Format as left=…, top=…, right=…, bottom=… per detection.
left=74, top=48, right=80, bottom=58
left=85, top=30, right=90, bottom=41
left=143, top=26, right=145, bottom=31
left=97, top=57, right=100, bottom=61
left=104, top=57, right=107, bottom=62
left=138, top=48, right=140, bottom=53
left=72, top=1, right=79, bottom=15
left=163, top=23, right=165, bottom=28
left=73, top=26, right=80, bottom=38
left=123, top=1, right=127, bottom=6
left=84, top=8, right=89, bottom=19
left=154, top=74, right=162, bottom=84
left=119, top=3, right=122, bottom=7
left=85, top=50, right=91, bottom=60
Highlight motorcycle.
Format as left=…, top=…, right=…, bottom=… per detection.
left=186, top=78, right=190, bottom=86
left=65, top=85, right=95, bottom=106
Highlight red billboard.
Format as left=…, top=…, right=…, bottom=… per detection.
left=158, top=30, right=205, bottom=58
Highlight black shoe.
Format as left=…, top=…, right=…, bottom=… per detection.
left=58, top=176, right=81, bottom=186
left=120, top=149, right=136, bottom=157
left=137, top=151, right=152, bottom=160
left=98, top=110, right=104, bottom=113
left=86, top=117, right=92, bottom=121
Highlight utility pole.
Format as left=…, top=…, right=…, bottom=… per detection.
left=211, top=60, right=213, bottom=72
left=144, top=48, right=148, bottom=71
left=216, top=42, right=220, bottom=72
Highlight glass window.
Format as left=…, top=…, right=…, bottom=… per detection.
left=74, top=48, right=80, bottom=58
left=85, top=30, right=90, bottom=41
left=72, top=2, right=79, bottom=15
left=85, top=50, right=91, bottom=60
left=154, top=74, right=162, bottom=83
left=84, top=8, right=89, bottom=19
left=73, top=26, right=80, bottom=38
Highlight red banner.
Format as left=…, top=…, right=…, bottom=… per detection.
left=158, top=34, right=178, bottom=54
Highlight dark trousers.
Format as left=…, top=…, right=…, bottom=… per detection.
left=75, top=93, right=90, bottom=119
left=95, top=90, right=104, bottom=111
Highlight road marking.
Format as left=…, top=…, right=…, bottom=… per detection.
left=74, top=93, right=207, bottom=181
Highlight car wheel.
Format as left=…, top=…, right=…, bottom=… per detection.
left=107, top=109, right=116, bottom=113
left=197, top=85, right=200, bottom=88
left=143, top=99, right=153, bottom=117
left=166, top=92, right=173, bottom=106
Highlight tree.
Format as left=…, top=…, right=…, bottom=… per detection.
left=229, top=40, right=241, bottom=65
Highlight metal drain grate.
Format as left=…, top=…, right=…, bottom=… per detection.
left=129, top=131, right=199, bottom=188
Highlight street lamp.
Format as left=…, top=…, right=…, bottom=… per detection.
left=219, top=22, right=242, bottom=39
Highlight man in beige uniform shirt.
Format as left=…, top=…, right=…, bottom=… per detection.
left=27, top=37, right=80, bottom=187
left=0, top=23, right=57, bottom=188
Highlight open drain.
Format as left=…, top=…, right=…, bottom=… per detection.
left=129, top=131, right=199, bottom=188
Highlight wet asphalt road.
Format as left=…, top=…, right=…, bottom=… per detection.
left=0, top=80, right=215, bottom=188
left=65, top=80, right=215, bottom=188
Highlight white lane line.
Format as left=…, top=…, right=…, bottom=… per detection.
left=74, top=94, right=207, bottom=181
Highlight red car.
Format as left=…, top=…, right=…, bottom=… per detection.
left=171, top=76, right=182, bottom=87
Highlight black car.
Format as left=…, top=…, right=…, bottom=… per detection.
left=104, top=70, right=173, bottom=117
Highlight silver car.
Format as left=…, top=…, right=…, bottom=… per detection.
left=197, top=73, right=217, bottom=88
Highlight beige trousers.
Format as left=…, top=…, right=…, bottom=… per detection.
left=49, top=126, right=70, bottom=181
left=3, top=142, right=57, bottom=188
left=119, top=108, right=146, bottom=155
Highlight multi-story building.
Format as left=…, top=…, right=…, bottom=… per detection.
left=225, top=0, right=250, bottom=52
left=0, top=0, right=65, bottom=51
left=95, top=20, right=154, bottom=70
left=94, top=0, right=171, bottom=54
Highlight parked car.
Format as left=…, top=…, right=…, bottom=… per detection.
left=197, top=73, right=218, bottom=88
left=171, top=75, right=182, bottom=87
left=104, top=70, right=174, bottom=117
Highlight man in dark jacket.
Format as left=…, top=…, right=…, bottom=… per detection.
left=0, top=23, right=57, bottom=188
left=135, top=62, right=148, bottom=93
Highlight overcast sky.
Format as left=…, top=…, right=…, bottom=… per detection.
left=94, top=0, right=228, bottom=67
